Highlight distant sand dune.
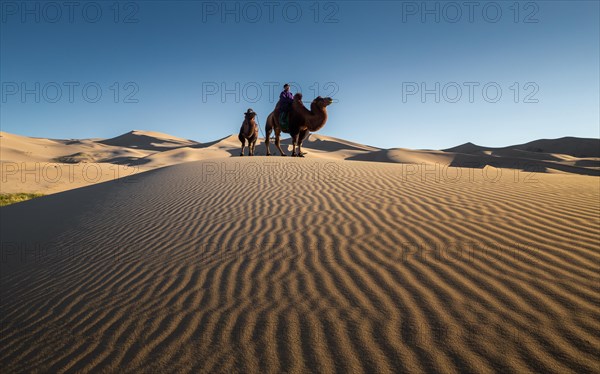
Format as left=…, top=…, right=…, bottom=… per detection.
left=1, top=157, right=598, bottom=373
left=97, top=130, right=200, bottom=151
left=1, top=131, right=599, bottom=195
left=444, top=137, right=600, bottom=158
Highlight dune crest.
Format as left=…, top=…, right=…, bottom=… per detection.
left=98, top=130, right=200, bottom=151
left=1, top=131, right=598, bottom=196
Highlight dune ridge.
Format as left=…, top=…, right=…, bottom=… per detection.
left=97, top=130, right=200, bottom=151
left=2, top=131, right=599, bottom=195
left=1, top=157, right=598, bottom=373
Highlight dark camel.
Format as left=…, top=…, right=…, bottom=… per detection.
left=239, top=110, right=258, bottom=156
left=265, top=93, right=333, bottom=157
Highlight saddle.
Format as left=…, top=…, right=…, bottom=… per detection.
left=279, top=112, right=289, bottom=132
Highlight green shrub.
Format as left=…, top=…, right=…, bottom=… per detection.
left=0, top=193, right=44, bottom=207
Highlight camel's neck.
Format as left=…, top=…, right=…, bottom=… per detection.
left=243, top=118, right=255, bottom=137
left=307, top=106, right=328, bottom=132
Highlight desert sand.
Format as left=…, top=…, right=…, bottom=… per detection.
left=1, top=132, right=599, bottom=373
left=1, top=131, right=599, bottom=196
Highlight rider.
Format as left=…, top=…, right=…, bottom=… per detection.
left=278, top=83, right=293, bottom=130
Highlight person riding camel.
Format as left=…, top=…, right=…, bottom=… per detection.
left=278, top=83, right=293, bottom=131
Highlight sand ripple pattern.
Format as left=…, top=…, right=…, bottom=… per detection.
left=1, top=158, right=599, bottom=373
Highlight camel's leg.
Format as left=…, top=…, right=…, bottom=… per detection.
left=274, top=129, right=287, bottom=156
left=239, top=135, right=246, bottom=156
left=291, top=133, right=300, bottom=157
left=297, top=129, right=309, bottom=157
left=250, top=138, right=256, bottom=156
left=265, top=126, right=272, bottom=156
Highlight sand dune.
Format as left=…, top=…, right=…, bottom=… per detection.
left=442, top=138, right=600, bottom=175
left=444, top=137, right=600, bottom=158
left=1, top=131, right=599, bottom=196
left=98, top=130, right=200, bottom=151
left=513, top=137, right=600, bottom=158
left=0, top=130, right=202, bottom=194
left=0, top=132, right=153, bottom=195
left=1, top=157, right=598, bottom=373
left=348, top=148, right=457, bottom=165
left=0, top=132, right=94, bottom=163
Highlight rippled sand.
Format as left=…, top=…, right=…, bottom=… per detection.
left=1, top=157, right=599, bottom=373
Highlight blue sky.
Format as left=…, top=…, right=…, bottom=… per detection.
left=1, top=0, right=598, bottom=149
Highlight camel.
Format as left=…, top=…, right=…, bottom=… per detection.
left=239, top=109, right=258, bottom=156
left=265, top=93, right=333, bottom=157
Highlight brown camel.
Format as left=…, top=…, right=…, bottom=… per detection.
left=265, top=93, right=333, bottom=157
left=239, top=109, right=258, bottom=156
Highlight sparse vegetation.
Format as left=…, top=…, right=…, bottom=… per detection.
left=55, top=152, right=95, bottom=163
left=0, top=193, right=44, bottom=207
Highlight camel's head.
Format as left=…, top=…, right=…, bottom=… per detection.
left=244, top=109, right=256, bottom=121
left=312, top=96, right=334, bottom=109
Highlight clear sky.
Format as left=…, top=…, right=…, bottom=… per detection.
left=1, top=0, right=598, bottom=149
